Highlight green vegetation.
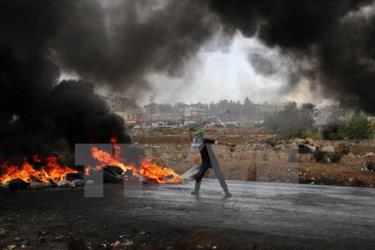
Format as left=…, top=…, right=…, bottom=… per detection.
left=303, top=129, right=321, bottom=140
left=322, top=122, right=345, bottom=140
left=322, top=116, right=374, bottom=140
left=342, top=115, right=374, bottom=139
left=300, top=103, right=317, bottom=114
left=264, top=102, right=374, bottom=140
left=313, top=150, right=343, bottom=163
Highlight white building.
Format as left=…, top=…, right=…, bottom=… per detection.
left=184, top=106, right=207, bottom=118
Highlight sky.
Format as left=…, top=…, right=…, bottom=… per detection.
left=144, top=32, right=286, bottom=104
left=60, top=32, right=331, bottom=106
left=142, top=32, right=334, bottom=106
left=52, top=0, right=375, bottom=113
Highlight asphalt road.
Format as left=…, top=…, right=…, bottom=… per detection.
left=1, top=179, right=375, bottom=249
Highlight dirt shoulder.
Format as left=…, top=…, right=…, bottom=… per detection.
left=132, top=128, right=375, bottom=187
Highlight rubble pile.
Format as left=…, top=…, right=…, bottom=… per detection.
left=362, top=161, right=375, bottom=172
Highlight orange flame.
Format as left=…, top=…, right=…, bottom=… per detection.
left=89, top=139, right=181, bottom=183
left=139, top=159, right=182, bottom=183
left=0, top=138, right=181, bottom=185
left=0, top=155, right=77, bottom=185
left=90, top=146, right=136, bottom=174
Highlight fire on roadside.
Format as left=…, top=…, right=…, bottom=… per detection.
left=0, top=155, right=77, bottom=185
left=0, top=138, right=181, bottom=186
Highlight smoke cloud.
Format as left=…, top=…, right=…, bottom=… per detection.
left=53, top=0, right=216, bottom=91
left=0, top=0, right=217, bottom=156
left=0, top=0, right=130, bottom=157
left=208, top=0, right=375, bottom=113
left=2, top=0, right=375, bottom=158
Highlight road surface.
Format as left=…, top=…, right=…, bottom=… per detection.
left=1, top=179, right=375, bottom=249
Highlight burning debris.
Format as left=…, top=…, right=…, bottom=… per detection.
left=88, top=139, right=182, bottom=184
left=0, top=155, right=77, bottom=186
left=0, top=138, right=181, bottom=190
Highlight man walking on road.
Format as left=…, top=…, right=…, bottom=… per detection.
left=188, top=127, right=234, bottom=198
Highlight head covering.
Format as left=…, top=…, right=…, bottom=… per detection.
left=191, top=128, right=204, bottom=150
left=193, top=128, right=204, bottom=137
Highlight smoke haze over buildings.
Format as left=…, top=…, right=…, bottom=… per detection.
left=2, top=0, right=375, bottom=155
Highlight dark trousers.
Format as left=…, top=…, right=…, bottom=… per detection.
left=195, top=158, right=211, bottom=182
left=193, top=145, right=230, bottom=194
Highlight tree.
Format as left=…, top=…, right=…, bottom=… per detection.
left=300, top=103, right=316, bottom=114
left=342, top=115, right=374, bottom=140
left=322, top=115, right=374, bottom=140
left=322, top=121, right=345, bottom=140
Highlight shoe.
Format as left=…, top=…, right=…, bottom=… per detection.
left=191, top=191, right=199, bottom=196
left=224, top=192, right=232, bottom=198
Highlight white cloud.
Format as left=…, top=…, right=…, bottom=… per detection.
left=143, top=32, right=288, bottom=104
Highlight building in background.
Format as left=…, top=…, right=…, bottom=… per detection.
left=100, top=94, right=313, bottom=128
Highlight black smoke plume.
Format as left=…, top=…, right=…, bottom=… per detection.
left=3, top=0, right=375, bottom=160
left=0, top=0, right=215, bottom=157
left=53, top=0, right=216, bottom=91
left=0, top=0, right=129, bottom=157
left=208, top=0, right=375, bottom=113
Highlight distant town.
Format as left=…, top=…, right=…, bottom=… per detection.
left=100, top=94, right=375, bottom=129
